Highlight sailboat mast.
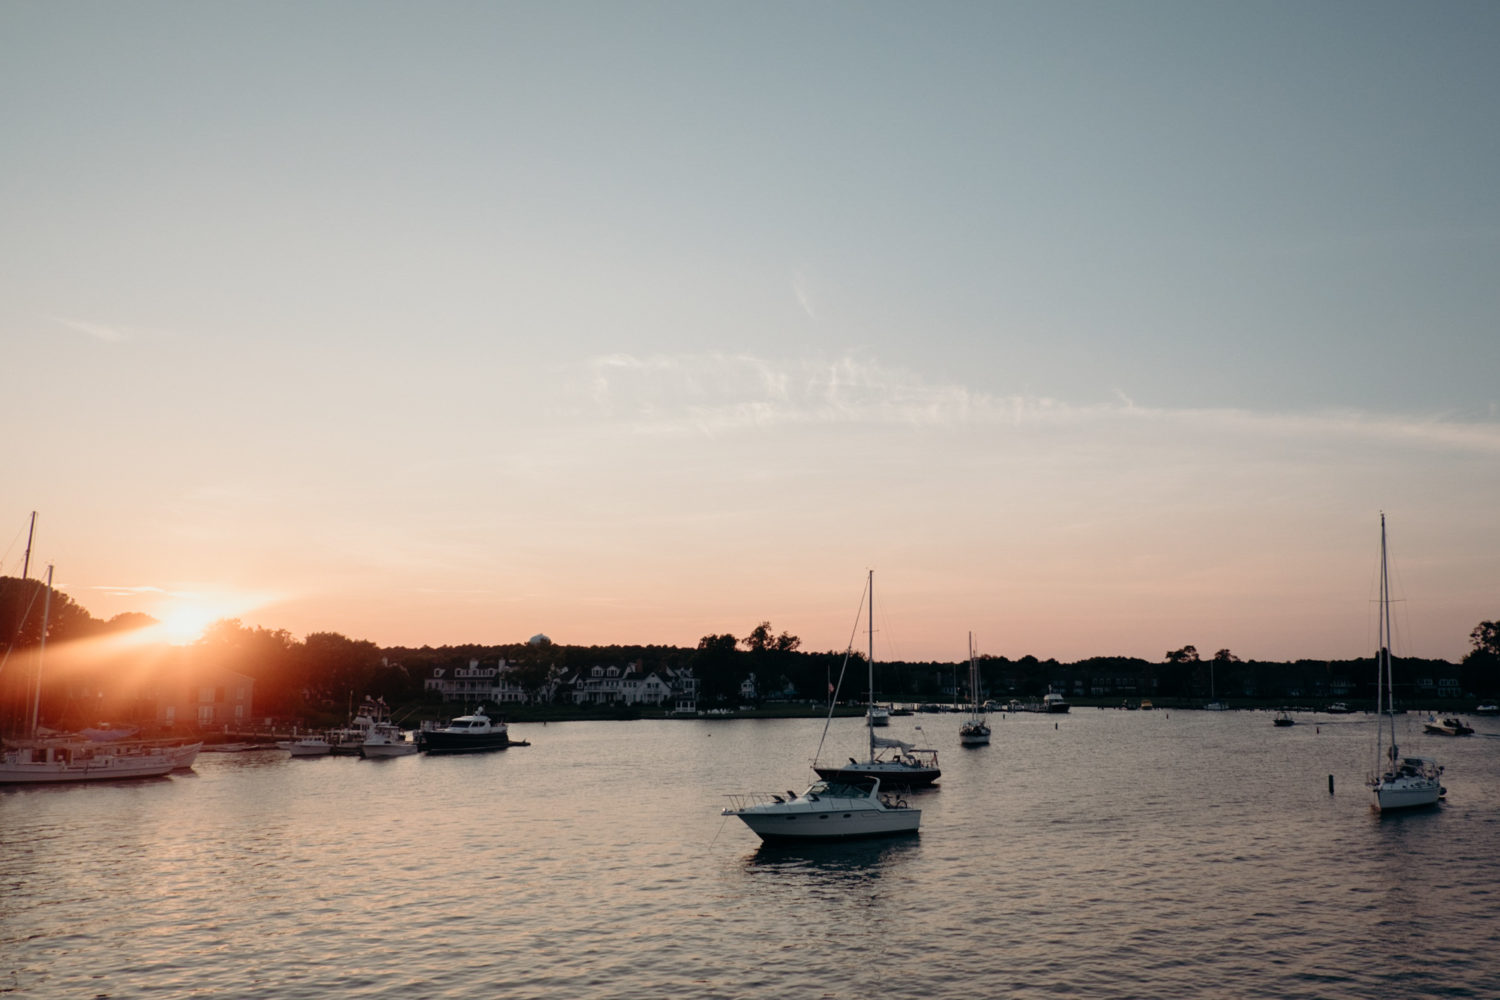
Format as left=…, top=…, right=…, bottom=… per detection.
left=867, top=569, right=875, bottom=760
left=20, top=511, right=36, bottom=580
left=1380, top=513, right=1397, bottom=759
left=29, top=564, right=52, bottom=738
left=972, top=632, right=984, bottom=710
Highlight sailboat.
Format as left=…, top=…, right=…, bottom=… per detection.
left=721, top=571, right=921, bottom=842
left=959, top=632, right=990, bottom=746
left=1, top=563, right=195, bottom=784
left=1367, top=513, right=1444, bottom=812
left=813, top=572, right=941, bottom=788
left=1204, top=658, right=1227, bottom=711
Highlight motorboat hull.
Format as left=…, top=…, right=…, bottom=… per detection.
left=724, top=779, right=921, bottom=842
left=0, top=744, right=185, bottom=784
left=361, top=741, right=419, bottom=757
left=734, top=807, right=921, bottom=842
left=420, top=731, right=513, bottom=754
left=277, top=740, right=332, bottom=757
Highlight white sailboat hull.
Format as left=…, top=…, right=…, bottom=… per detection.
left=1372, top=779, right=1442, bottom=812
left=1370, top=757, right=1444, bottom=812
left=814, top=758, right=941, bottom=787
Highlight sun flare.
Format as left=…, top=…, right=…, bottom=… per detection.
left=129, top=588, right=273, bottom=646
left=153, top=605, right=221, bottom=645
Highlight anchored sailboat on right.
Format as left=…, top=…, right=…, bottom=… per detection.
left=1367, top=513, right=1445, bottom=813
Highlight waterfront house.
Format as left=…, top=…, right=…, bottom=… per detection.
left=425, top=658, right=534, bottom=704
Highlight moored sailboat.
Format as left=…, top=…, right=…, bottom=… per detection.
left=1367, top=514, right=1444, bottom=813
left=959, top=632, right=990, bottom=746
left=814, top=571, right=940, bottom=789
left=1, top=562, right=193, bottom=785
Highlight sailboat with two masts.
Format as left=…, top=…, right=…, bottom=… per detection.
left=1367, top=513, right=1444, bottom=812
left=959, top=632, right=990, bottom=746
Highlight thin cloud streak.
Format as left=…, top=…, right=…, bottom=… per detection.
left=583, top=352, right=1500, bottom=454
left=50, top=316, right=130, bottom=343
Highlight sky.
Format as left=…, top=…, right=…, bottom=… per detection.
left=3, top=1, right=1498, bottom=664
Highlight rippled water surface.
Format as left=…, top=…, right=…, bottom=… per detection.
left=4, top=709, right=1499, bottom=999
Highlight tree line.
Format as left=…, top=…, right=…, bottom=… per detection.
left=3, top=575, right=1498, bottom=733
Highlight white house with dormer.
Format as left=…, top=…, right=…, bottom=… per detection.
left=565, top=662, right=696, bottom=710
left=425, top=658, right=534, bottom=704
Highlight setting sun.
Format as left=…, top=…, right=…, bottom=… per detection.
left=152, top=605, right=221, bottom=645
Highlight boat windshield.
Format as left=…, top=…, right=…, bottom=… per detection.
left=808, top=779, right=875, bottom=799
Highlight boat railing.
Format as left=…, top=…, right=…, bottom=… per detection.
left=723, top=792, right=795, bottom=810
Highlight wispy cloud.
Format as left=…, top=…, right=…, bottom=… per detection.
left=50, top=316, right=131, bottom=343
left=792, top=271, right=817, bottom=321
left=581, top=352, right=1500, bottom=455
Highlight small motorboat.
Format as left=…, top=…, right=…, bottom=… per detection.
left=1273, top=710, right=1295, bottom=727
left=360, top=721, right=419, bottom=757
left=277, top=736, right=333, bottom=757
left=420, top=707, right=513, bottom=754
left=1423, top=717, right=1474, bottom=736
left=722, top=776, right=920, bottom=842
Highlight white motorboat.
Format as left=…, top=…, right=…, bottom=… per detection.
left=1422, top=717, right=1474, bottom=737
left=814, top=572, right=940, bottom=788
left=420, top=706, right=513, bottom=753
left=959, top=632, right=990, bottom=746
left=277, top=735, right=333, bottom=757
left=327, top=698, right=384, bottom=755
left=722, top=776, right=920, bottom=842
left=1, top=739, right=191, bottom=784
left=361, top=721, right=418, bottom=757
left=1042, top=691, right=1070, bottom=713
left=1368, top=514, right=1444, bottom=813
left=866, top=705, right=890, bottom=727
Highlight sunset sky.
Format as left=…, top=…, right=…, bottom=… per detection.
left=3, top=2, right=1497, bottom=664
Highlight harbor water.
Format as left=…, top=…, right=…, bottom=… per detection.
left=4, top=709, right=1498, bottom=999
